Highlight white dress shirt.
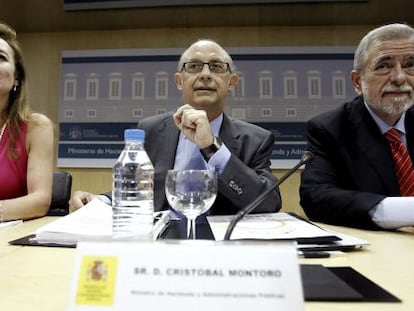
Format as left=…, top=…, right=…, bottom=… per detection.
left=365, top=102, right=414, bottom=229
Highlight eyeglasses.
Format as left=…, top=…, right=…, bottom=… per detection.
left=181, top=61, right=231, bottom=74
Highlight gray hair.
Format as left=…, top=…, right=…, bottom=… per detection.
left=177, top=39, right=236, bottom=72
left=354, top=23, right=414, bottom=73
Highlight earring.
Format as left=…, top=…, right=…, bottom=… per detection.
left=13, top=85, right=17, bottom=92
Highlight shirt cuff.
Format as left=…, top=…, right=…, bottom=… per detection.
left=370, top=197, right=414, bottom=229
left=205, top=143, right=231, bottom=175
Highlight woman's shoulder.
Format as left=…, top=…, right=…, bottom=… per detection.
left=28, top=112, right=53, bottom=128
left=26, top=112, right=54, bottom=138
left=25, top=113, right=54, bottom=149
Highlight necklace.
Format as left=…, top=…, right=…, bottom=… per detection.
left=0, top=121, right=8, bottom=143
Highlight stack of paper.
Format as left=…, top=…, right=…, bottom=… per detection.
left=0, top=220, right=23, bottom=230
left=33, top=198, right=112, bottom=245
left=207, top=213, right=369, bottom=251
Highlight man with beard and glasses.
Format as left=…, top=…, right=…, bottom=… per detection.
left=300, top=23, right=414, bottom=230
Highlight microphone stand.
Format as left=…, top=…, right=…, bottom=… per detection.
left=223, top=151, right=314, bottom=241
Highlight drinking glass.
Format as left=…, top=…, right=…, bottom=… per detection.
left=165, top=170, right=217, bottom=239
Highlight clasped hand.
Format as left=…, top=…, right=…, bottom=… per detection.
left=173, top=105, right=214, bottom=149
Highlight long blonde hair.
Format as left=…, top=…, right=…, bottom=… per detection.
left=0, top=21, right=30, bottom=158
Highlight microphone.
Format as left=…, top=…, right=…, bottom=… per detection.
left=223, top=151, right=314, bottom=241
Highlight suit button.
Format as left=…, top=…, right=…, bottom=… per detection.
left=228, top=180, right=243, bottom=195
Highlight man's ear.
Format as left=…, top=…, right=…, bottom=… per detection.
left=350, top=70, right=363, bottom=95
left=175, top=72, right=183, bottom=90
left=227, top=73, right=239, bottom=91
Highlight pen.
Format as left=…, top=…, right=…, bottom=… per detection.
left=152, top=212, right=171, bottom=240
left=301, top=251, right=331, bottom=258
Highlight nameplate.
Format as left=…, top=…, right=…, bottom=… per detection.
left=67, top=240, right=304, bottom=311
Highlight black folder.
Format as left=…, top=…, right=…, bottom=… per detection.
left=301, top=264, right=401, bottom=302
left=9, top=234, right=76, bottom=248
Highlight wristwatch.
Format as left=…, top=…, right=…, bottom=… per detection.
left=200, top=136, right=223, bottom=161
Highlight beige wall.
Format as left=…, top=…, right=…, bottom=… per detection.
left=17, top=25, right=375, bottom=216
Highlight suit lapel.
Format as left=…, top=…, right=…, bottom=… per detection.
left=219, top=114, right=241, bottom=156
left=148, top=115, right=179, bottom=168
left=349, top=98, right=399, bottom=192
left=405, top=107, right=414, bottom=162
left=147, top=115, right=179, bottom=211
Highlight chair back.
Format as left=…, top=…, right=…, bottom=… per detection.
left=48, top=171, right=72, bottom=216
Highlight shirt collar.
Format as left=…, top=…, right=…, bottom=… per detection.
left=364, top=100, right=406, bottom=135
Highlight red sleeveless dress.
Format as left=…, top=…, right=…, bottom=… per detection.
left=0, top=122, right=28, bottom=199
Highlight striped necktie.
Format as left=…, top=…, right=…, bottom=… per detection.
left=384, top=128, right=414, bottom=196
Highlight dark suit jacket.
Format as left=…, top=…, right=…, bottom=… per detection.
left=107, top=112, right=281, bottom=215
left=300, top=95, right=414, bottom=229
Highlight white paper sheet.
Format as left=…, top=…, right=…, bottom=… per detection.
left=207, top=213, right=335, bottom=240
left=33, top=198, right=112, bottom=245
left=207, top=213, right=369, bottom=251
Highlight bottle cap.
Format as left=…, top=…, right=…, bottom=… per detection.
left=124, top=129, right=145, bottom=142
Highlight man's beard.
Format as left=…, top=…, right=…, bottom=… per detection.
left=365, top=84, right=414, bottom=116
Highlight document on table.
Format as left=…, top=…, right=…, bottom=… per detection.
left=0, top=219, right=23, bottom=230
left=31, top=199, right=170, bottom=245
left=33, top=198, right=112, bottom=245
left=207, top=213, right=369, bottom=251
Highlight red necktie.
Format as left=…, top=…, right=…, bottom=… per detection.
left=385, top=128, right=414, bottom=196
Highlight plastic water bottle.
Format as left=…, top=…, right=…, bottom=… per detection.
left=112, top=129, right=154, bottom=240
